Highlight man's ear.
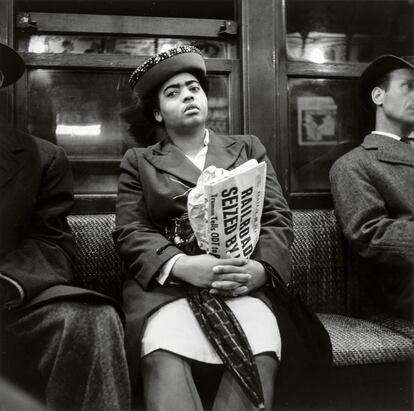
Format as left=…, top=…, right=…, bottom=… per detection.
left=371, top=86, right=385, bottom=106
left=153, top=109, right=163, bottom=123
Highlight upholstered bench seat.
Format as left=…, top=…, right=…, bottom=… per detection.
left=319, top=313, right=413, bottom=366
left=365, top=313, right=414, bottom=340
left=68, top=210, right=413, bottom=409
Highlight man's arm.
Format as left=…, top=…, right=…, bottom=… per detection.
left=330, top=157, right=414, bottom=269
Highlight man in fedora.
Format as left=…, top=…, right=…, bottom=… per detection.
left=0, top=43, right=130, bottom=409
left=330, top=55, right=414, bottom=320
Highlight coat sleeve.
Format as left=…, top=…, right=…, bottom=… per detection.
left=0, top=146, right=75, bottom=303
left=330, top=156, right=414, bottom=270
left=248, top=135, right=294, bottom=283
left=113, top=149, right=183, bottom=290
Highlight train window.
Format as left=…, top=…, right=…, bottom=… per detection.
left=288, top=78, right=359, bottom=193
left=279, top=0, right=413, bottom=208
left=17, top=35, right=228, bottom=58
left=14, top=7, right=240, bottom=212
left=286, top=0, right=413, bottom=63
left=25, top=70, right=230, bottom=195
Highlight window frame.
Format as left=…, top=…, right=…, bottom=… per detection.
left=14, top=11, right=241, bottom=213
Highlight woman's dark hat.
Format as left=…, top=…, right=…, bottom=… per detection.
left=359, top=54, right=414, bottom=109
left=129, top=46, right=206, bottom=99
left=0, top=43, right=25, bottom=88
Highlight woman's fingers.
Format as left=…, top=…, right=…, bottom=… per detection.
left=211, top=280, right=242, bottom=290
left=210, top=280, right=243, bottom=290
left=212, top=273, right=251, bottom=283
left=213, top=264, right=248, bottom=274
left=216, top=258, right=248, bottom=267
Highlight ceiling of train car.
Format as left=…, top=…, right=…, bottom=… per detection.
left=16, top=0, right=235, bottom=19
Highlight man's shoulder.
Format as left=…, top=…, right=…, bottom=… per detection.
left=9, top=127, right=64, bottom=156
left=31, top=134, right=64, bottom=154
left=331, top=145, right=365, bottom=170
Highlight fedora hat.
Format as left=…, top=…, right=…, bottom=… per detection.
left=359, top=54, right=414, bottom=110
left=0, top=43, right=25, bottom=88
left=129, top=45, right=206, bottom=99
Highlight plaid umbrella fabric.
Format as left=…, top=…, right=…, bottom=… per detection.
left=186, top=286, right=266, bottom=410
left=165, top=215, right=266, bottom=410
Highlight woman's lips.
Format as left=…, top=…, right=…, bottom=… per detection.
left=184, top=104, right=199, bottom=113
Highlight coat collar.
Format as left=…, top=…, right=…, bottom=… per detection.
left=0, top=117, right=26, bottom=187
left=143, top=129, right=244, bottom=185
left=361, top=133, right=414, bottom=167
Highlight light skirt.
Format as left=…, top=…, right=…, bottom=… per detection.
left=141, top=296, right=281, bottom=363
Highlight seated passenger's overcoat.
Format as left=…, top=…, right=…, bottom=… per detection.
left=114, top=130, right=332, bottom=393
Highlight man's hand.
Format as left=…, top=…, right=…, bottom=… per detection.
left=171, top=255, right=251, bottom=289
left=209, top=259, right=267, bottom=297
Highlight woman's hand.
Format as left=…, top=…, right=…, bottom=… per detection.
left=209, top=259, right=267, bottom=297
left=171, top=255, right=251, bottom=289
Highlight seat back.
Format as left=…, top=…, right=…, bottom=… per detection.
left=69, top=210, right=348, bottom=313
left=68, top=214, right=123, bottom=300
left=291, top=210, right=346, bottom=314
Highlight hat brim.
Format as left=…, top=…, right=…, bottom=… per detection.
left=359, top=54, right=414, bottom=110
left=0, top=43, right=25, bottom=88
left=133, top=52, right=206, bottom=99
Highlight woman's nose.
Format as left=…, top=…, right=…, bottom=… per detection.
left=183, top=89, right=194, bottom=101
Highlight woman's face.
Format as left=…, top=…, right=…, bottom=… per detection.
left=154, top=72, right=208, bottom=132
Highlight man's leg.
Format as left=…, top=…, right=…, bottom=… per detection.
left=4, top=301, right=130, bottom=411
left=212, top=352, right=278, bottom=411
left=141, top=350, right=203, bottom=411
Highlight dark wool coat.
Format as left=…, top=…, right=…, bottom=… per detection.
left=114, top=131, right=335, bottom=395
left=0, top=119, right=117, bottom=310
left=330, top=134, right=414, bottom=318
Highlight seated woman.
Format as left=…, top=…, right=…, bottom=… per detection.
left=114, top=46, right=327, bottom=411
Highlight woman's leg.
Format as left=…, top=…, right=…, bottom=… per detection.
left=141, top=349, right=203, bottom=411
left=212, top=352, right=278, bottom=411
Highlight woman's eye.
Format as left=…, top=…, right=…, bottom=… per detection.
left=402, top=81, right=414, bottom=91
left=166, top=91, right=177, bottom=97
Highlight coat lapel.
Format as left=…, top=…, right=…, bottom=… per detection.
left=0, top=121, right=25, bottom=188
left=143, top=129, right=245, bottom=185
left=362, top=134, right=414, bottom=167
left=143, top=138, right=201, bottom=185
left=204, top=130, right=244, bottom=170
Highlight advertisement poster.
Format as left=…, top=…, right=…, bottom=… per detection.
left=297, top=96, right=337, bottom=145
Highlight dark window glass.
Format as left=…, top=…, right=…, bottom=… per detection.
left=288, top=78, right=361, bottom=192
left=28, top=70, right=230, bottom=194
left=28, top=70, right=133, bottom=158
left=286, top=0, right=413, bottom=63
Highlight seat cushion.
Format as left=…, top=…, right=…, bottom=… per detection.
left=365, top=314, right=414, bottom=340
left=319, top=313, right=414, bottom=366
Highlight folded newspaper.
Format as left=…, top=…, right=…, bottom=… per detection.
left=187, top=159, right=267, bottom=259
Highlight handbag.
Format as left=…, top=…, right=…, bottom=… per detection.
left=164, top=214, right=333, bottom=408
left=261, top=261, right=333, bottom=370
